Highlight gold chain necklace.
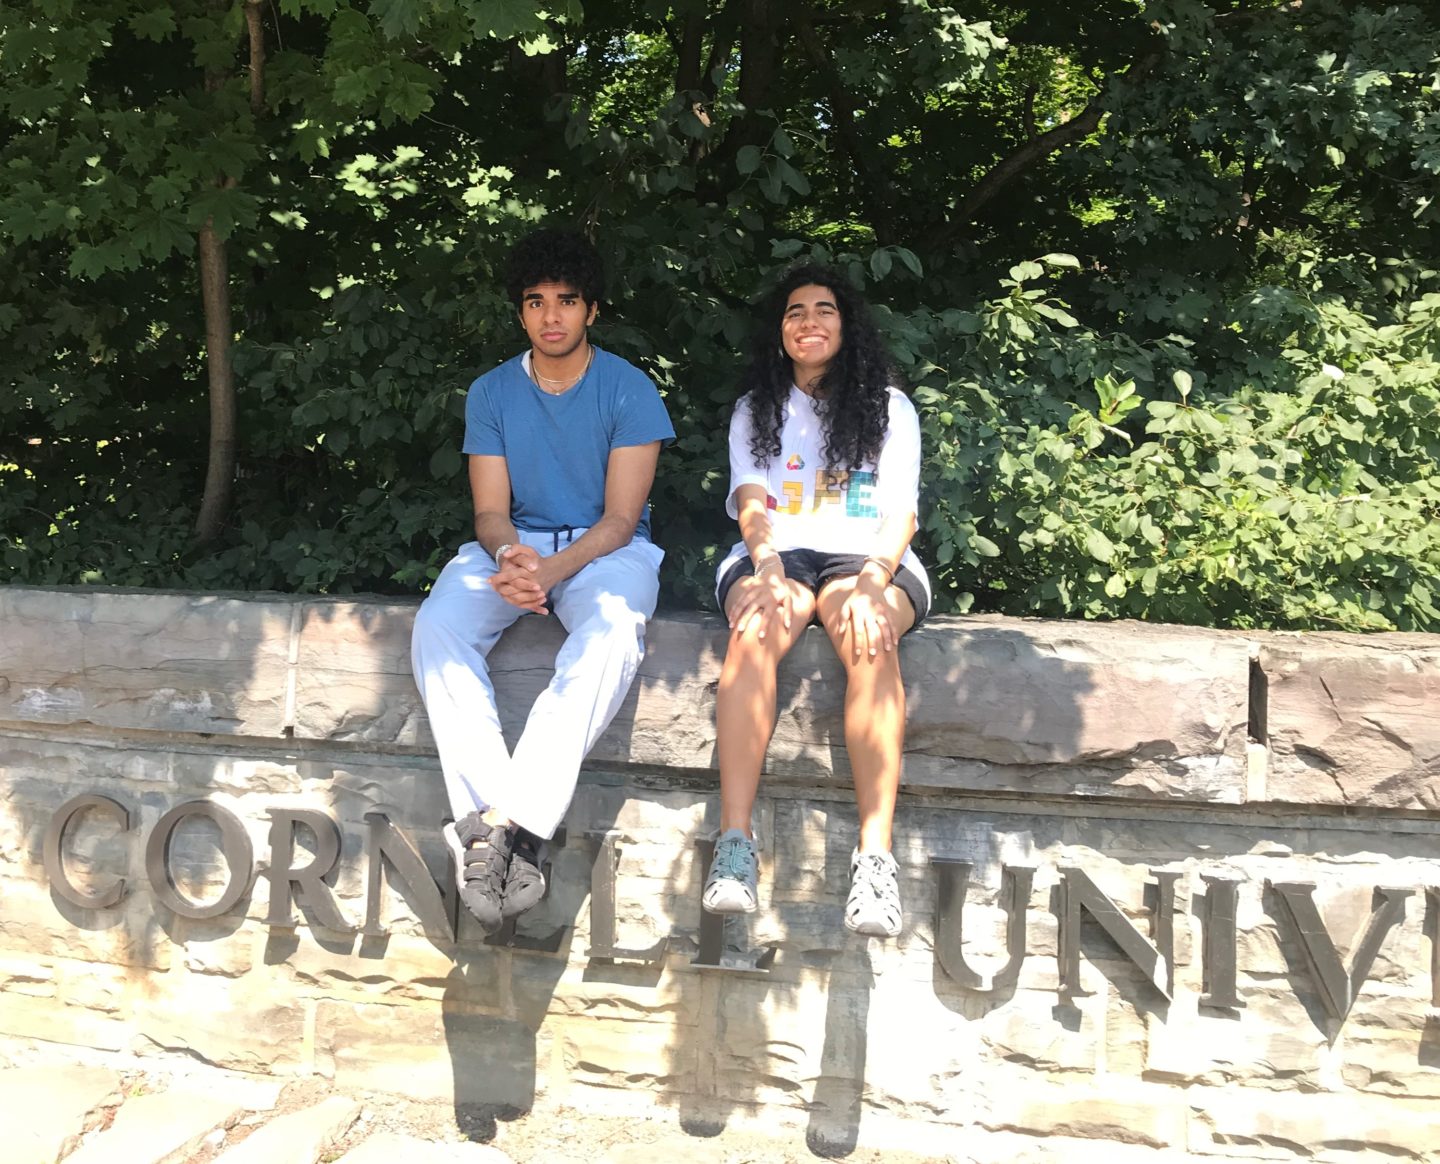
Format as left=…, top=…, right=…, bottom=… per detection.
left=530, top=344, right=594, bottom=393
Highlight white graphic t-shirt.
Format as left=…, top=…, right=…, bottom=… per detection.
left=716, top=385, right=930, bottom=602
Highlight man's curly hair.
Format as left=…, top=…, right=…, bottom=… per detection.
left=741, top=263, right=903, bottom=472
left=504, top=229, right=605, bottom=308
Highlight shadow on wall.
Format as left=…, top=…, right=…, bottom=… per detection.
left=643, top=620, right=1104, bottom=1153
left=17, top=590, right=1292, bottom=1157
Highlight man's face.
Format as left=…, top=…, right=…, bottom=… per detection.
left=519, top=281, right=597, bottom=360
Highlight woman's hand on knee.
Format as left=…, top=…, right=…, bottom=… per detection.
left=834, top=577, right=896, bottom=658
left=727, top=570, right=794, bottom=640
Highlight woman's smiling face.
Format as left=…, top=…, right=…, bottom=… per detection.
left=781, top=283, right=843, bottom=389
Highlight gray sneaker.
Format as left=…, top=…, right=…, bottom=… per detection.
left=702, top=828, right=758, bottom=914
left=845, top=848, right=902, bottom=937
left=443, top=813, right=512, bottom=935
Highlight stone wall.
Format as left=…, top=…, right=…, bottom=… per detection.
left=1, top=585, right=1438, bottom=1160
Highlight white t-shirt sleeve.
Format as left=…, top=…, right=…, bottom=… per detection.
left=726, top=394, right=771, bottom=519
left=874, top=391, right=921, bottom=518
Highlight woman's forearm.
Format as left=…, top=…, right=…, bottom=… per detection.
left=863, top=512, right=918, bottom=581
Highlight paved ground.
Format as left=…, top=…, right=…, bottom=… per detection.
left=0, top=1038, right=960, bottom=1164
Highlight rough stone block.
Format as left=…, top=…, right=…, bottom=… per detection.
left=972, top=988, right=1100, bottom=1074
left=858, top=968, right=992, bottom=1111
left=1339, top=992, right=1440, bottom=1098
left=0, top=879, right=171, bottom=970
left=212, top=1096, right=361, bottom=1164
left=276, top=931, right=479, bottom=1005
left=0, top=955, right=56, bottom=999
left=1145, top=990, right=1328, bottom=1086
left=0, top=992, right=131, bottom=1051
left=902, top=616, right=1250, bottom=762
left=292, top=600, right=428, bottom=746
left=512, top=957, right=700, bottom=1029
left=129, top=975, right=305, bottom=1072
left=1261, top=633, right=1440, bottom=809
left=554, top=1014, right=695, bottom=1094
left=57, top=961, right=129, bottom=1015
left=314, top=999, right=545, bottom=1109
left=0, top=1064, right=121, bottom=1164
left=1188, top=1088, right=1439, bottom=1157
left=0, top=588, right=291, bottom=737
left=65, top=1086, right=245, bottom=1164
left=709, top=974, right=835, bottom=1108
left=980, top=1078, right=1187, bottom=1147
left=176, top=922, right=257, bottom=978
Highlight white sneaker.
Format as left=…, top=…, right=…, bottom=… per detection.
left=702, top=828, right=758, bottom=914
left=845, top=848, right=902, bottom=937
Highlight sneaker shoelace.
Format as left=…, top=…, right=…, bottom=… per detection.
left=713, top=837, right=755, bottom=881
left=852, top=854, right=899, bottom=906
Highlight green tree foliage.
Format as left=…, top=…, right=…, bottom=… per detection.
left=2, top=0, right=1437, bottom=630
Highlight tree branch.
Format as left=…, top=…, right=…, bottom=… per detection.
left=937, top=50, right=1163, bottom=245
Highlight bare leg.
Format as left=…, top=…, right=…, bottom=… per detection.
left=816, top=577, right=916, bottom=853
left=715, top=578, right=816, bottom=836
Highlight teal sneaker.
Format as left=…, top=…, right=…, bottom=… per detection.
left=702, top=828, right=758, bottom=914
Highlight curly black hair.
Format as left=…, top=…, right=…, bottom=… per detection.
left=741, top=263, right=902, bottom=472
left=504, top=228, right=605, bottom=308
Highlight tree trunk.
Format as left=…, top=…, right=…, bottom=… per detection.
left=245, top=0, right=265, bottom=114
left=193, top=0, right=263, bottom=543
left=193, top=219, right=236, bottom=543
left=793, top=6, right=896, bottom=243
left=707, top=0, right=782, bottom=176
left=674, top=2, right=707, bottom=94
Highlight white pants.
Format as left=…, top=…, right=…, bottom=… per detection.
left=410, top=531, right=663, bottom=838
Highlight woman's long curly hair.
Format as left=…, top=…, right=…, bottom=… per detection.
left=741, top=263, right=902, bottom=472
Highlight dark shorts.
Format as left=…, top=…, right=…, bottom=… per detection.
left=716, top=548, right=930, bottom=630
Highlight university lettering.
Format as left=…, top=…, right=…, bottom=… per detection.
left=42, top=793, right=1432, bottom=1028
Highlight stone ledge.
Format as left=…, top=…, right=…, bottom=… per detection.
left=3, top=586, right=1437, bottom=811
left=1259, top=633, right=1440, bottom=810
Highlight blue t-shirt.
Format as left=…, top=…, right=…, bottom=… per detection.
left=462, top=347, right=675, bottom=539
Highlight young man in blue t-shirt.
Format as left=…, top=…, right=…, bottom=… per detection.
left=411, top=229, right=674, bottom=933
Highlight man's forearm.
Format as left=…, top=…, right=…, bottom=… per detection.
left=543, top=511, right=640, bottom=583
left=474, top=512, right=518, bottom=559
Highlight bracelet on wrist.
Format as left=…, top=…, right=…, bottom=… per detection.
left=862, top=555, right=895, bottom=584
left=753, top=553, right=782, bottom=576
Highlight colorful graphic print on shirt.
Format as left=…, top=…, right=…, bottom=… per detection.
left=768, top=460, right=879, bottom=519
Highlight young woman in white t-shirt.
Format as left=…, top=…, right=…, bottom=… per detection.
left=702, top=264, right=931, bottom=938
